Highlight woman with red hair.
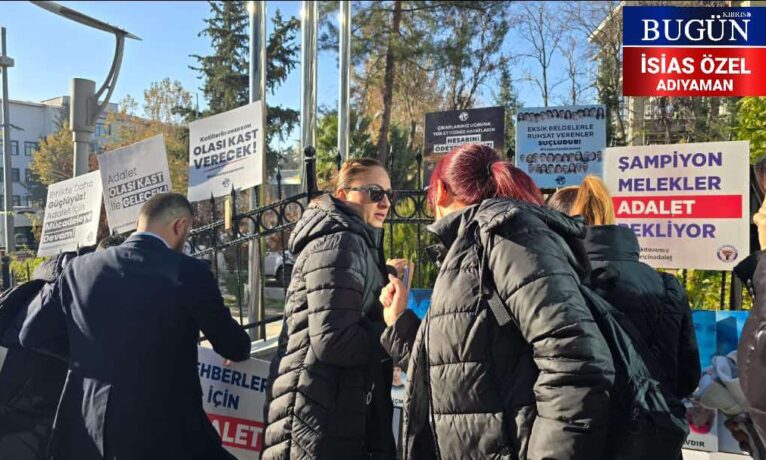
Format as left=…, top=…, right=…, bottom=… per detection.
left=379, top=143, right=614, bottom=460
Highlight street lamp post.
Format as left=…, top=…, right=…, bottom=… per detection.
left=338, top=2, right=351, bottom=162
left=0, top=27, right=15, bottom=253
left=32, top=1, right=140, bottom=177
left=247, top=0, right=267, bottom=341
left=301, top=0, right=317, bottom=181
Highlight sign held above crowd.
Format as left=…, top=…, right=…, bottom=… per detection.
left=603, top=141, right=749, bottom=271
left=188, top=102, right=264, bottom=202
left=423, top=106, right=505, bottom=182
left=97, top=134, right=172, bottom=234
left=515, top=104, right=607, bottom=189
left=38, top=170, right=103, bottom=257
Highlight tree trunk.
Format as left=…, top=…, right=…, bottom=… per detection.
left=377, top=0, right=402, bottom=166
left=407, top=119, right=417, bottom=154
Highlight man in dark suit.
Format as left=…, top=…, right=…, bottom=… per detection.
left=20, top=193, right=251, bottom=460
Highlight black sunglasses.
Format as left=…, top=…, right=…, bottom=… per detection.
left=346, top=185, right=395, bottom=203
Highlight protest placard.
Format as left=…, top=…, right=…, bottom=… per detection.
left=188, top=102, right=264, bottom=202
left=604, top=141, right=749, bottom=270
left=198, top=347, right=269, bottom=460
left=98, top=135, right=172, bottom=234
left=38, top=171, right=103, bottom=257
left=515, top=105, right=606, bottom=188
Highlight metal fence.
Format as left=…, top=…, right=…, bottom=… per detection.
left=0, top=146, right=744, bottom=346
left=187, top=146, right=437, bottom=343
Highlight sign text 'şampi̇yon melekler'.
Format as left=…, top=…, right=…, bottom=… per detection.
left=604, top=141, right=749, bottom=271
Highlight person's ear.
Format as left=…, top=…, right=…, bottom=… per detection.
left=435, top=179, right=451, bottom=207
left=336, top=188, right=348, bottom=201
left=173, top=218, right=187, bottom=237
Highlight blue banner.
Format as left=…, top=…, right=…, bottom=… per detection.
left=623, top=7, right=766, bottom=47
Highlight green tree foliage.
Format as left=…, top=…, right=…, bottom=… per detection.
left=191, top=1, right=300, bottom=176
left=29, top=119, right=74, bottom=190
left=494, top=60, right=522, bottom=154
left=737, top=97, right=766, bottom=163
left=191, top=1, right=249, bottom=113
left=106, top=79, right=192, bottom=192
left=315, top=110, right=377, bottom=190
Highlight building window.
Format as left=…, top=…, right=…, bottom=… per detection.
left=24, top=141, right=38, bottom=156
left=11, top=168, right=19, bottom=183
left=0, top=140, right=19, bottom=155
left=12, top=195, right=20, bottom=207
left=95, top=123, right=111, bottom=137
left=0, top=168, right=3, bottom=182
left=24, top=196, right=31, bottom=207
left=25, top=169, right=32, bottom=183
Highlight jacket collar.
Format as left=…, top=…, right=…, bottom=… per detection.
left=124, top=233, right=172, bottom=252
left=582, top=225, right=640, bottom=262
left=426, top=205, right=477, bottom=249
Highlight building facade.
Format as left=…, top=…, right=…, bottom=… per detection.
left=0, top=96, right=117, bottom=249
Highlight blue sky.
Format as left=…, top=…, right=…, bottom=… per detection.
left=0, top=1, right=588, bottom=135
left=0, top=1, right=330, bottom=114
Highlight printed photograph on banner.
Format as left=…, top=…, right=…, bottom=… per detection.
left=188, top=102, right=264, bottom=202
left=37, top=171, right=103, bottom=257
left=423, top=106, right=505, bottom=184
left=603, top=141, right=749, bottom=271
left=198, top=347, right=269, bottom=460
left=98, top=134, right=172, bottom=234
left=515, top=105, right=606, bottom=189
left=684, top=310, right=719, bottom=453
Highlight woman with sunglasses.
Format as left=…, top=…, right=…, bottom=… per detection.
left=263, top=158, right=397, bottom=460
left=379, top=143, right=613, bottom=460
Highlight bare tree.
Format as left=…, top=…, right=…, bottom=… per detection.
left=517, top=2, right=564, bottom=107
left=434, top=2, right=511, bottom=111
left=562, top=1, right=626, bottom=143
left=560, top=37, right=585, bottom=106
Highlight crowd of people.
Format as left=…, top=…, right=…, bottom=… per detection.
left=2, top=142, right=766, bottom=460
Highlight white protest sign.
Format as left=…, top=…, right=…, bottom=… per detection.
left=198, top=347, right=269, bottom=460
left=97, top=135, right=172, bottom=234
left=38, top=171, right=103, bottom=257
left=188, top=102, right=264, bottom=202
left=604, top=141, right=749, bottom=271
left=515, top=105, right=606, bottom=188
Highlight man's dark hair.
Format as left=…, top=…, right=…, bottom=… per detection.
left=139, top=193, right=194, bottom=225
left=97, top=234, right=128, bottom=251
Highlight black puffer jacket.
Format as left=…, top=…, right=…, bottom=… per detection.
left=263, top=195, right=395, bottom=460
left=382, top=199, right=614, bottom=460
left=582, top=225, right=701, bottom=399
left=735, top=251, right=766, bottom=443
left=0, top=254, right=74, bottom=460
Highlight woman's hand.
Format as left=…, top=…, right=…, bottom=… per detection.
left=380, top=274, right=409, bottom=326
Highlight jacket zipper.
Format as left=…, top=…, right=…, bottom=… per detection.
left=423, top=320, right=443, bottom=460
